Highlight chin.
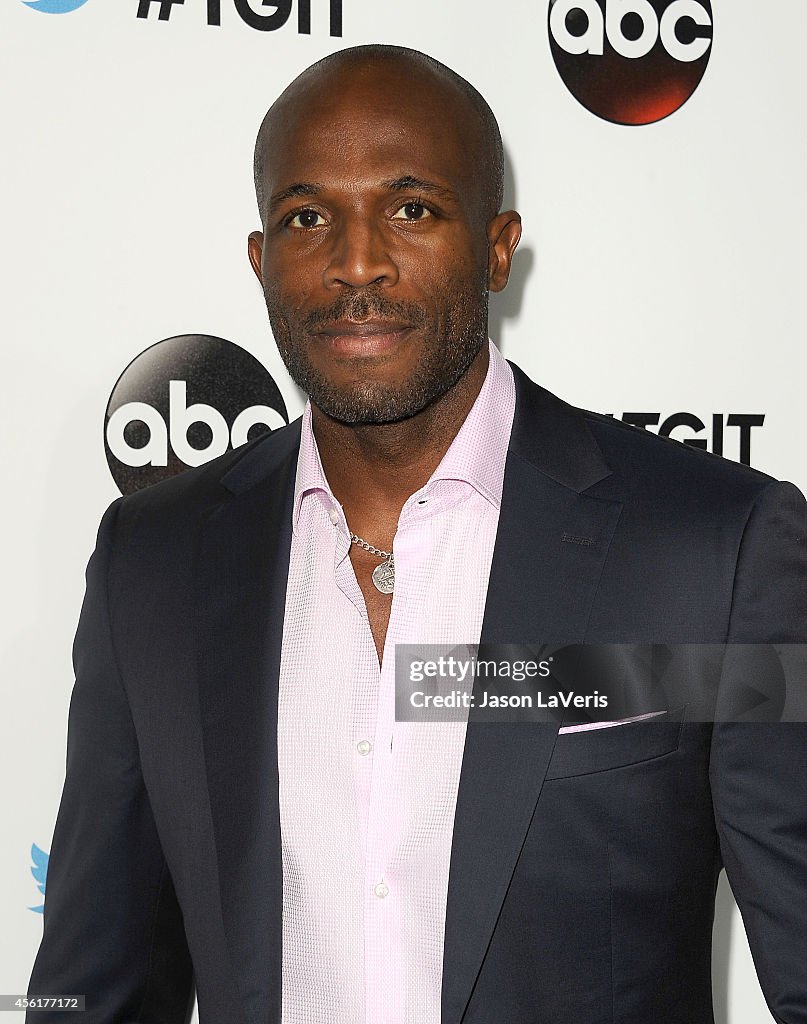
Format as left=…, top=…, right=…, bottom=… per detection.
left=311, top=380, right=442, bottom=426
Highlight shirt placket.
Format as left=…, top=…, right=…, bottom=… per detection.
left=330, top=523, right=376, bottom=858
left=362, top=506, right=430, bottom=1024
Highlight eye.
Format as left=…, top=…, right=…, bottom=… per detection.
left=391, top=201, right=432, bottom=222
left=286, top=209, right=326, bottom=229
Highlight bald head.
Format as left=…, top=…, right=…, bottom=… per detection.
left=253, top=44, right=504, bottom=224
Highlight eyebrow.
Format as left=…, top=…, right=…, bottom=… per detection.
left=268, top=182, right=322, bottom=215
left=383, top=176, right=457, bottom=202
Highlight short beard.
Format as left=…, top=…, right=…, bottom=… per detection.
left=264, top=282, right=490, bottom=425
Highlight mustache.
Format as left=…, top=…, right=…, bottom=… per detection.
left=302, top=290, right=428, bottom=332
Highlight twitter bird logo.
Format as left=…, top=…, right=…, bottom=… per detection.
left=23, top=0, right=91, bottom=12
left=28, top=844, right=49, bottom=914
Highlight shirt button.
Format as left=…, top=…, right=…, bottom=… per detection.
left=328, top=507, right=340, bottom=524
left=374, top=881, right=389, bottom=899
left=356, top=739, right=372, bottom=756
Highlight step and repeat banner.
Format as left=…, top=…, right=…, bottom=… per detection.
left=2, top=1, right=804, bottom=1020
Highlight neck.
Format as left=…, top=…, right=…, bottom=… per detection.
left=310, top=343, right=489, bottom=546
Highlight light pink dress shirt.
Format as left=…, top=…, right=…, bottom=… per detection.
left=277, top=340, right=516, bottom=1024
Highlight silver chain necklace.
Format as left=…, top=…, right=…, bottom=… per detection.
left=349, top=532, right=395, bottom=594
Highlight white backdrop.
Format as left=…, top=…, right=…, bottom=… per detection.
left=2, top=1, right=805, bottom=1020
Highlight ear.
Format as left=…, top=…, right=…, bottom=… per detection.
left=247, top=230, right=265, bottom=285
left=486, top=211, right=522, bottom=293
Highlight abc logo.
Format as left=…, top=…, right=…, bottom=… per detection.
left=548, top=0, right=713, bottom=124
left=105, top=334, right=288, bottom=495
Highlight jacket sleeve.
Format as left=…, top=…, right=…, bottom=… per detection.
left=26, top=499, right=194, bottom=1024
left=710, top=480, right=807, bottom=1024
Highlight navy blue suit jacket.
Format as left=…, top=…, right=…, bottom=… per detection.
left=28, top=361, right=807, bottom=1023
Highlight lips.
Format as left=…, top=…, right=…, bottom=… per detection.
left=316, top=319, right=413, bottom=356
left=319, top=318, right=412, bottom=337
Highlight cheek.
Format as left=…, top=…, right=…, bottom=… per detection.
left=262, top=243, right=321, bottom=301
left=428, top=252, right=487, bottom=304
left=262, top=268, right=308, bottom=320
left=397, top=241, right=478, bottom=299
left=419, top=227, right=486, bottom=283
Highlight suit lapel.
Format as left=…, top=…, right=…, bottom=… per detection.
left=442, top=364, right=622, bottom=1024
left=195, top=423, right=300, bottom=1024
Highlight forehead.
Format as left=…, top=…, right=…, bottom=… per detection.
left=262, top=66, right=482, bottom=202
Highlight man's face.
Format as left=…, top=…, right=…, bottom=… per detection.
left=249, top=64, right=519, bottom=425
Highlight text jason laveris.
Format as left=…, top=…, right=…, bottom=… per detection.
left=409, top=690, right=609, bottom=709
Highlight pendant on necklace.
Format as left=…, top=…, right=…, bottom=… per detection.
left=372, top=555, right=395, bottom=594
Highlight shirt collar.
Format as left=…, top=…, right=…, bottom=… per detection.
left=291, top=401, right=332, bottom=534
left=292, top=339, right=516, bottom=534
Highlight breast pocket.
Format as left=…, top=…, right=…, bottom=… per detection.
left=545, top=706, right=686, bottom=780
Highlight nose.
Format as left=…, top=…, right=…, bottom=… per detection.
left=323, top=215, right=399, bottom=289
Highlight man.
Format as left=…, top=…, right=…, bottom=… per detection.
left=28, top=44, right=807, bottom=1024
